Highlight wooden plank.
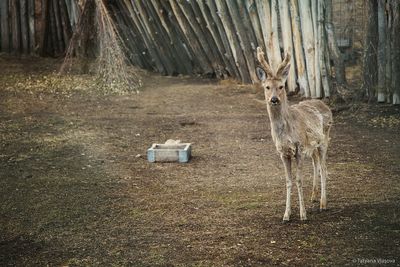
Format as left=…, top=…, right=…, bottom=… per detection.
left=20, top=0, right=29, bottom=54
left=311, top=0, right=321, bottom=98
left=0, top=0, right=10, bottom=52
left=214, top=0, right=251, bottom=83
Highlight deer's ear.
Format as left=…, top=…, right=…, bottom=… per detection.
left=279, top=63, right=290, bottom=81
left=256, top=67, right=266, bottom=81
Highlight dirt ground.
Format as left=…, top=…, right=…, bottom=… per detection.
left=0, top=56, right=399, bottom=266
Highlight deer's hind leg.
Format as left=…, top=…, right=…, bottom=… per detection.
left=311, top=150, right=321, bottom=203
left=319, top=145, right=329, bottom=210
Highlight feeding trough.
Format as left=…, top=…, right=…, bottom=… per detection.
left=147, top=140, right=191, bottom=163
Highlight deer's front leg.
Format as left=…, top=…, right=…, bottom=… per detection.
left=295, top=154, right=307, bottom=221
left=281, top=155, right=292, bottom=222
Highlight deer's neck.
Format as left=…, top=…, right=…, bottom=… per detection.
left=267, top=102, right=291, bottom=143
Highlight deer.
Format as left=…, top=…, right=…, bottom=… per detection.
left=256, top=47, right=333, bottom=222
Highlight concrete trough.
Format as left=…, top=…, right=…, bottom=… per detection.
left=147, top=140, right=191, bottom=163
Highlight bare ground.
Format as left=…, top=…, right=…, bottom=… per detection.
left=0, top=56, right=399, bottom=266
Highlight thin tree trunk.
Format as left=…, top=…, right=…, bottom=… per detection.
left=392, top=0, right=400, bottom=104
left=325, top=0, right=346, bottom=86
left=377, top=0, right=387, bottom=102
left=170, top=0, right=213, bottom=74
left=214, top=0, right=251, bottom=83
left=311, top=0, right=322, bottom=98
left=245, top=0, right=264, bottom=49
left=270, top=0, right=282, bottom=70
left=0, top=0, right=10, bottom=52
left=197, top=1, right=238, bottom=78
left=28, top=0, right=35, bottom=54
left=385, top=0, right=392, bottom=103
left=290, top=0, right=310, bottom=97
left=299, top=0, right=316, bottom=98
left=20, top=0, right=29, bottom=54
left=318, top=0, right=330, bottom=97
left=10, top=0, right=21, bottom=54
left=255, top=0, right=273, bottom=65
left=363, top=0, right=378, bottom=101
left=225, top=0, right=258, bottom=83
left=278, top=0, right=297, bottom=92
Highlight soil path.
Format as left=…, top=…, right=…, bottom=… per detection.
left=0, top=58, right=399, bottom=266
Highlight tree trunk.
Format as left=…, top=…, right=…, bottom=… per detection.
left=377, top=0, right=387, bottom=102
left=278, top=0, right=297, bottom=92
left=392, top=0, right=400, bottom=104
left=28, top=0, right=35, bottom=54
left=311, top=0, right=322, bottom=98
left=10, top=0, right=21, bottom=54
left=269, top=0, right=282, bottom=70
left=197, top=1, right=239, bottom=78
left=225, top=0, right=258, bottom=83
left=290, top=0, right=309, bottom=97
left=170, top=0, right=213, bottom=74
left=214, top=0, right=251, bottom=83
left=0, top=0, right=10, bottom=52
left=299, top=0, right=316, bottom=98
left=363, top=0, right=379, bottom=101
left=318, top=0, right=330, bottom=97
left=20, top=0, right=29, bottom=54
left=325, top=0, right=346, bottom=86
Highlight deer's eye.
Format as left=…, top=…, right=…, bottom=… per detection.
left=266, top=86, right=270, bottom=90
left=279, top=86, right=284, bottom=90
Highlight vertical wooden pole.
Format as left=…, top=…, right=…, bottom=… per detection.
left=0, top=0, right=10, bottom=52
left=214, top=0, right=251, bottom=83
left=278, top=0, right=297, bottom=92
left=20, top=0, right=29, bottom=54
left=290, top=0, right=310, bottom=97
left=270, top=0, right=282, bottom=69
left=377, top=0, right=387, bottom=102
left=299, top=0, right=316, bottom=98
left=10, top=0, right=21, bottom=54
left=311, top=0, right=321, bottom=98
left=28, top=0, right=35, bottom=54
left=225, top=0, right=258, bottom=83
left=203, top=0, right=242, bottom=79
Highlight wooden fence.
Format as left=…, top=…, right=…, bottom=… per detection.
left=0, top=0, right=339, bottom=98
left=0, top=0, right=78, bottom=56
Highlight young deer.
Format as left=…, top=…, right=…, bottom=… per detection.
left=256, top=47, right=333, bottom=222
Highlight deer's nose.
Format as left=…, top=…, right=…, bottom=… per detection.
left=270, top=96, right=279, bottom=104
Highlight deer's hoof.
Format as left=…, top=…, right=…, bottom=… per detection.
left=282, top=219, right=291, bottom=224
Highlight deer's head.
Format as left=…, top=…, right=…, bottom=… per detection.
left=256, top=47, right=291, bottom=107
